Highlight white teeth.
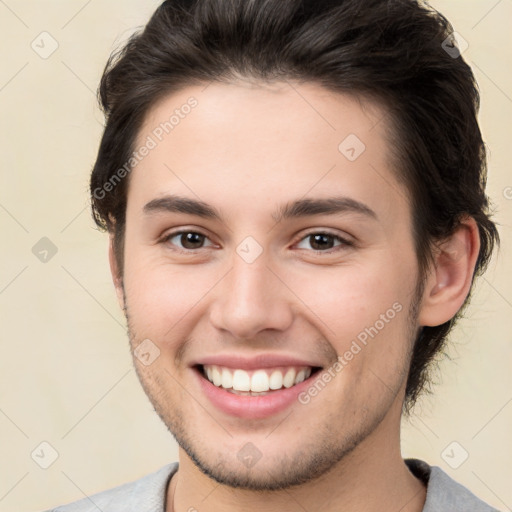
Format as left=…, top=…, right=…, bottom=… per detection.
left=203, top=365, right=314, bottom=393
left=212, top=366, right=222, bottom=386
left=269, top=370, right=283, bottom=390
left=295, top=369, right=306, bottom=384
left=283, top=368, right=296, bottom=388
left=251, top=370, right=270, bottom=392
left=221, top=367, right=233, bottom=389
left=232, top=369, right=251, bottom=391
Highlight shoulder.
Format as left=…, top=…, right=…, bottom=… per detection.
left=406, top=459, right=501, bottom=512
left=43, top=462, right=178, bottom=512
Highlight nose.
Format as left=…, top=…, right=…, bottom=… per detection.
left=209, top=253, right=294, bottom=340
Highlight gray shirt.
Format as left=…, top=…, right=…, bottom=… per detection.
left=45, top=459, right=500, bottom=512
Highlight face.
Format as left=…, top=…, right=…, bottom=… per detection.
left=117, top=81, right=423, bottom=490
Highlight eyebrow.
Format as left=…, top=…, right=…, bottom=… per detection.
left=142, top=194, right=377, bottom=223
left=273, top=196, right=377, bottom=223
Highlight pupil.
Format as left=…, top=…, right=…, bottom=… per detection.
left=182, top=232, right=203, bottom=249
left=311, top=234, right=333, bottom=250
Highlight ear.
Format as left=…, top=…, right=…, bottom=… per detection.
left=108, top=235, right=125, bottom=312
left=418, top=216, right=481, bottom=327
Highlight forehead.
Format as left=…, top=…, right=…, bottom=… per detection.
left=138, top=80, right=387, bottom=154
left=129, top=80, right=408, bottom=225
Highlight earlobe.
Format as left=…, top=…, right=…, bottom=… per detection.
left=418, top=217, right=481, bottom=327
left=108, top=236, right=125, bottom=311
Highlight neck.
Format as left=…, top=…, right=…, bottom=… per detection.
left=166, top=402, right=426, bottom=512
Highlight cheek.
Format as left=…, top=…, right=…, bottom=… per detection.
left=296, top=265, right=409, bottom=330
left=290, top=258, right=415, bottom=368
left=122, top=254, right=216, bottom=338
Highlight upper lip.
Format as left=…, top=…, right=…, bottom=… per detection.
left=191, top=353, right=324, bottom=371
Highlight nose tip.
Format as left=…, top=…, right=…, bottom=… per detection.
left=209, top=260, right=293, bottom=340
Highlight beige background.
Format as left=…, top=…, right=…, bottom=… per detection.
left=0, top=1, right=510, bottom=511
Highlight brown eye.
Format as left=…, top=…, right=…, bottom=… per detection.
left=296, top=232, right=351, bottom=252
left=309, top=234, right=336, bottom=250
left=180, top=232, right=205, bottom=249
left=163, top=231, right=213, bottom=250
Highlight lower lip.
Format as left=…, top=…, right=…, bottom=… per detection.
left=194, top=368, right=318, bottom=419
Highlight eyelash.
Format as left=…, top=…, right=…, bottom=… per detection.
left=159, top=229, right=353, bottom=254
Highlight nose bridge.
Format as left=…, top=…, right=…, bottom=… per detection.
left=210, top=247, right=293, bottom=338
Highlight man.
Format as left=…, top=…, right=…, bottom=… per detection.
left=47, top=0, right=501, bottom=510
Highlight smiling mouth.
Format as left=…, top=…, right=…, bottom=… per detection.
left=197, top=364, right=322, bottom=396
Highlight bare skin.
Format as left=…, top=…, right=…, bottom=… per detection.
left=108, top=80, right=480, bottom=512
